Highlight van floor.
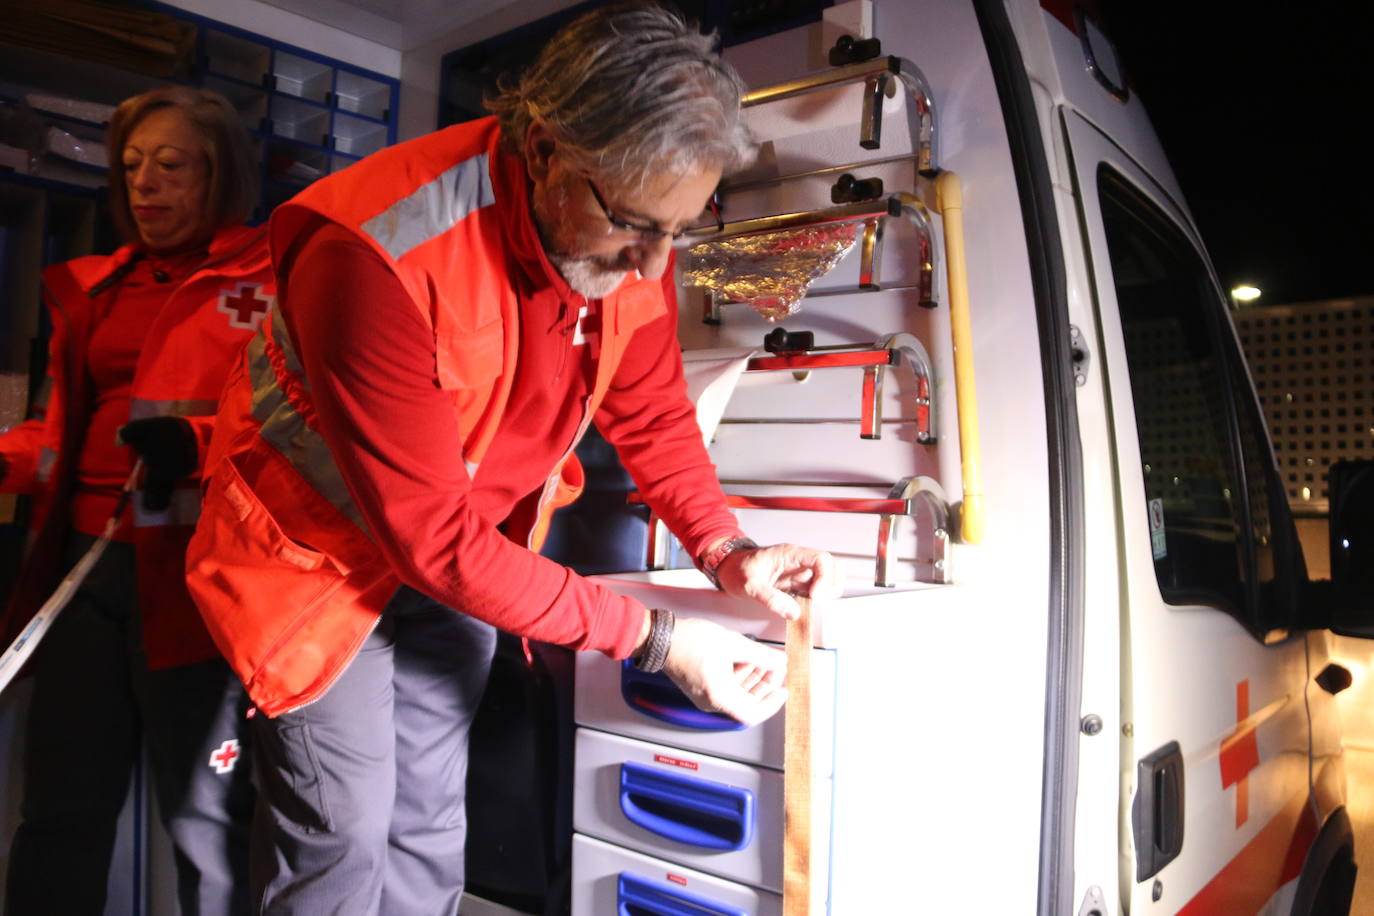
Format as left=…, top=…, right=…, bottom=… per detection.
left=1349, top=747, right=1374, bottom=912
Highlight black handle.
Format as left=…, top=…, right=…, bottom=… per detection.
left=763, top=327, right=814, bottom=354
left=831, top=172, right=884, bottom=204
left=828, top=34, right=883, bottom=66
left=1132, top=741, right=1185, bottom=881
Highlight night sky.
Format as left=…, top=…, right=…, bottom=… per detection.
left=1098, top=1, right=1371, bottom=306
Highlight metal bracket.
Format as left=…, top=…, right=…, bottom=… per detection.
left=1069, top=324, right=1090, bottom=387
left=877, top=475, right=950, bottom=586
left=1076, top=886, right=1107, bottom=916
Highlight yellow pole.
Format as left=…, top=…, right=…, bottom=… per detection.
left=935, top=172, right=984, bottom=545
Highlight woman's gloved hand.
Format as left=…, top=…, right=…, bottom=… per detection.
left=116, top=416, right=198, bottom=511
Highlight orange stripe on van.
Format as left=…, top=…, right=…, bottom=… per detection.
left=1173, top=791, right=1316, bottom=915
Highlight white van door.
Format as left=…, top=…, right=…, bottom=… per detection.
left=1065, top=110, right=1317, bottom=915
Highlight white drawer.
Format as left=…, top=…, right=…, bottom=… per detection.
left=575, top=649, right=835, bottom=775
left=572, top=833, right=783, bottom=916
left=573, top=728, right=830, bottom=894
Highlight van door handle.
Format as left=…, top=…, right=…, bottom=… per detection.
left=1132, top=741, right=1185, bottom=881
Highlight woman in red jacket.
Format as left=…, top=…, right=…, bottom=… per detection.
left=0, top=87, right=269, bottom=916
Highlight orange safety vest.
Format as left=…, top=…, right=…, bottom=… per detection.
left=186, top=118, right=670, bottom=717
left=0, top=224, right=275, bottom=668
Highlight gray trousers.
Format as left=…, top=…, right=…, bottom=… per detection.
left=4, top=534, right=255, bottom=916
left=249, top=585, right=496, bottom=915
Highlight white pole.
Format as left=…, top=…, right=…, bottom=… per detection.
left=0, top=460, right=142, bottom=695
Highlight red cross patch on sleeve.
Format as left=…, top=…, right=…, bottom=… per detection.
left=217, top=283, right=275, bottom=331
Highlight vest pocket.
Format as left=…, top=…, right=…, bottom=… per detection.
left=187, top=458, right=350, bottom=700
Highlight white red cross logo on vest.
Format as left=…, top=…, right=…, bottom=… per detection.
left=217, top=283, right=274, bottom=331
left=209, top=738, right=241, bottom=774
left=572, top=304, right=600, bottom=350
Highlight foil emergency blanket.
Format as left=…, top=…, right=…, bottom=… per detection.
left=684, top=221, right=862, bottom=321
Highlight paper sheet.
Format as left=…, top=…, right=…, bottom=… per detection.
left=682, top=347, right=758, bottom=447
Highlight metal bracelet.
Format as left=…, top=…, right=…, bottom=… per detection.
left=633, top=607, right=675, bottom=673
left=699, top=535, right=760, bottom=589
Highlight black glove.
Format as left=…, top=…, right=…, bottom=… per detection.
left=117, top=416, right=198, bottom=512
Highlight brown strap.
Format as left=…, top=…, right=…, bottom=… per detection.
left=783, top=596, right=814, bottom=916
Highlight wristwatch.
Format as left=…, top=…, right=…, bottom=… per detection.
left=697, top=535, right=759, bottom=589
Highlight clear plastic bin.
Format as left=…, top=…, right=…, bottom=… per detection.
left=267, top=141, right=325, bottom=186
left=205, top=30, right=269, bottom=85
left=331, top=112, right=386, bottom=157
left=203, top=76, right=267, bottom=130
left=334, top=71, right=389, bottom=121
left=272, top=52, right=330, bottom=104
left=268, top=96, right=327, bottom=146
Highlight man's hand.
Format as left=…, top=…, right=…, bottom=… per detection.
left=117, top=417, right=198, bottom=511
left=715, top=542, right=840, bottom=620
left=662, top=617, right=787, bottom=727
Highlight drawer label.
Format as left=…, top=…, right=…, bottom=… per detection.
left=653, top=753, right=700, bottom=771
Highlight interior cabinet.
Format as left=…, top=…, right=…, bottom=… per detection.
left=192, top=19, right=398, bottom=216
left=0, top=3, right=396, bottom=572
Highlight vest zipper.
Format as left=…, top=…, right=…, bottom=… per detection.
left=527, top=397, right=594, bottom=551
left=279, top=613, right=383, bottom=716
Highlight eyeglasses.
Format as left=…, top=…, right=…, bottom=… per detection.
left=585, top=177, right=685, bottom=243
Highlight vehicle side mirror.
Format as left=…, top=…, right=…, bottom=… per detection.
left=1329, top=459, right=1374, bottom=634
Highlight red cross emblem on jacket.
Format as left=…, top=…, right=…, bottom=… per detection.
left=217, top=283, right=275, bottom=330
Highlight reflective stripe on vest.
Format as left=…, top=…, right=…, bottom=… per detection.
left=36, top=446, right=57, bottom=483
left=248, top=310, right=366, bottom=530
left=129, top=397, right=218, bottom=420
left=133, top=487, right=201, bottom=528
left=359, top=153, right=496, bottom=261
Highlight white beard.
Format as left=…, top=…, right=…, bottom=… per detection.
left=550, top=255, right=628, bottom=299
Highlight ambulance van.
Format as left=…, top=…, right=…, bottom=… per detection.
left=458, top=1, right=1374, bottom=915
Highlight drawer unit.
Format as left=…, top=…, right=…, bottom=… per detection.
left=575, top=650, right=836, bottom=775
left=573, top=833, right=783, bottom=916
left=573, top=728, right=830, bottom=894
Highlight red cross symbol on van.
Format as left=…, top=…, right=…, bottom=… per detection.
left=209, top=738, right=241, bottom=774
left=217, top=283, right=275, bottom=331
left=1218, top=680, right=1260, bottom=828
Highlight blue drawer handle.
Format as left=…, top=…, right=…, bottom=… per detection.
left=619, top=761, right=754, bottom=851
left=618, top=872, right=749, bottom=916
left=621, top=660, right=747, bottom=732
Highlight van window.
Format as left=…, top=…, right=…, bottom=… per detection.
left=1098, top=171, right=1254, bottom=622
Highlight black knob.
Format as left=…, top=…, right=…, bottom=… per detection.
left=764, top=327, right=814, bottom=354
left=831, top=172, right=884, bottom=203
left=828, top=34, right=883, bottom=66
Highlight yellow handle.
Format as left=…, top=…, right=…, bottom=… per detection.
left=935, top=172, right=984, bottom=545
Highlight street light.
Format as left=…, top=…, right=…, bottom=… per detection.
left=1230, top=284, right=1262, bottom=307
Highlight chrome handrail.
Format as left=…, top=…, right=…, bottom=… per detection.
left=741, top=56, right=938, bottom=175
left=742, top=333, right=936, bottom=443
left=628, top=474, right=952, bottom=586
left=877, top=476, right=949, bottom=586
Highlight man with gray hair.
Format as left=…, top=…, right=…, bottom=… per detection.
left=185, top=3, right=838, bottom=912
